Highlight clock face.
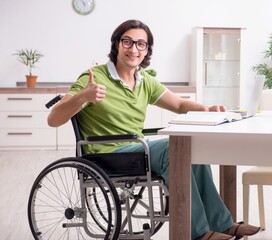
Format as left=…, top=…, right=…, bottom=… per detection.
left=72, top=0, right=95, bottom=15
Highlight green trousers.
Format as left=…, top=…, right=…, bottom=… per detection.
left=114, top=138, right=234, bottom=239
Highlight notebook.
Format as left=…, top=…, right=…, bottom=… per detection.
left=231, top=75, right=265, bottom=119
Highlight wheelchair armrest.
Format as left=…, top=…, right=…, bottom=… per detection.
left=87, top=133, right=138, bottom=142
left=86, top=129, right=164, bottom=143
left=45, top=94, right=63, bottom=109
left=142, top=127, right=164, bottom=136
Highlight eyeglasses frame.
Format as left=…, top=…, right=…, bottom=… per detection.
left=120, top=38, right=148, bottom=51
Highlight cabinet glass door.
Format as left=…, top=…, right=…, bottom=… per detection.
left=202, top=28, right=241, bottom=109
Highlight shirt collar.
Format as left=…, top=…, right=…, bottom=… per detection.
left=107, top=60, right=142, bottom=86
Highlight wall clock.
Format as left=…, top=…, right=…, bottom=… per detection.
left=72, top=0, right=95, bottom=15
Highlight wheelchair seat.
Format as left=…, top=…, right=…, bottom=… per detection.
left=28, top=95, right=169, bottom=240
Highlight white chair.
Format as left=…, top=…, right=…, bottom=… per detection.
left=242, top=94, right=272, bottom=230
left=242, top=166, right=272, bottom=230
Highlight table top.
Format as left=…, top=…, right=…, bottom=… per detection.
left=159, top=111, right=272, bottom=137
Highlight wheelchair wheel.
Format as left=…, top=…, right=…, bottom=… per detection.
left=28, top=157, right=121, bottom=240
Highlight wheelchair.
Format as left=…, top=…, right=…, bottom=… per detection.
left=28, top=95, right=169, bottom=240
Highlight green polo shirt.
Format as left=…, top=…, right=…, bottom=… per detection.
left=68, top=61, right=167, bottom=153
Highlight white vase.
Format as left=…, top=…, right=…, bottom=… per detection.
left=259, top=89, right=272, bottom=110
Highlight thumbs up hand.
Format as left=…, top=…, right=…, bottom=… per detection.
left=82, top=69, right=106, bottom=103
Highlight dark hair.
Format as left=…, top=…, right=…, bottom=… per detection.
left=108, top=19, right=154, bottom=69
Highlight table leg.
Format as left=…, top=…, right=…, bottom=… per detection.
left=169, top=136, right=191, bottom=240
left=219, top=165, right=237, bottom=221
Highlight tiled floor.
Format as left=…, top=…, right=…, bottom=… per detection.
left=0, top=150, right=271, bottom=239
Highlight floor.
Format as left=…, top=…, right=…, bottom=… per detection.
left=0, top=149, right=271, bottom=240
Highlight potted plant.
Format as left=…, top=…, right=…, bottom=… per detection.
left=252, top=34, right=272, bottom=110
left=13, top=48, right=44, bottom=88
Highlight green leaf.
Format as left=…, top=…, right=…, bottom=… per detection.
left=13, top=48, right=44, bottom=75
left=252, top=34, right=272, bottom=89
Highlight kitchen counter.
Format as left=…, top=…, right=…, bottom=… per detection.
left=0, top=87, right=69, bottom=94
left=0, top=82, right=196, bottom=94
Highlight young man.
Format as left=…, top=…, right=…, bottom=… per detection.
left=48, top=19, right=260, bottom=240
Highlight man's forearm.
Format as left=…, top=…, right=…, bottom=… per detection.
left=47, top=93, right=85, bottom=127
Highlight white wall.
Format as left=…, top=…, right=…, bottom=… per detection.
left=1, top=0, right=272, bottom=87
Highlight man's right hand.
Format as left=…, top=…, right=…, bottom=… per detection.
left=82, top=69, right=106, bottom=103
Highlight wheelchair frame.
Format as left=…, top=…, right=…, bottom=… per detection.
left=28, top=95, right=169, bottom=240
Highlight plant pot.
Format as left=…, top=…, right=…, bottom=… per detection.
left=26, top=75, right=38, bottom=88
left=259, top=89, right=272, bottom=110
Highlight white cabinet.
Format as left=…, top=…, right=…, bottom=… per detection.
left=57, top=121, right=76, bottom=149
left=191, top=27, right=247, bottom=109
left=0, top=92, right=76, bottom=150
left=55, top=92, right=76, bottom=149
left=0, top=94, right=56, bottom=150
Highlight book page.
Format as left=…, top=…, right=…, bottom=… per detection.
left=169, top=111, right=243, bottom=126
left=186, top=111, right=243, bottom=121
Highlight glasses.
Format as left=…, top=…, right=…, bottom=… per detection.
left=120, top=38, right=148, bottom=51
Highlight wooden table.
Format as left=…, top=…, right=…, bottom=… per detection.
left=158, top=112, right=272, bottom=240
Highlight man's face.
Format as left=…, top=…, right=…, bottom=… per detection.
left=117, top=28, right=148, bottom=70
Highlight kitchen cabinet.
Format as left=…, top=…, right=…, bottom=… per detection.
left=191, top=27, right=247, bottom=109
left=0, top=93, right=56, bottom=150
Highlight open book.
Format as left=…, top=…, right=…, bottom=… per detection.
left=169, top=111, right=243, bottom=126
